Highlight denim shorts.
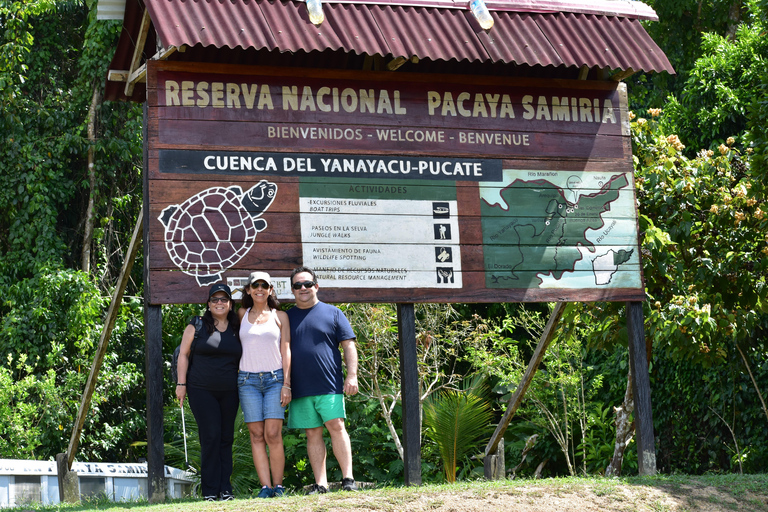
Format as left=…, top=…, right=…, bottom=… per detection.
left=237, top=368, right=285, bottom=423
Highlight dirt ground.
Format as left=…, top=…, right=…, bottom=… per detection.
left=218, top=480, right=768, bottom=512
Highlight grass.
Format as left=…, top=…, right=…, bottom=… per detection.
left=8, top=474, right=768, bottom=512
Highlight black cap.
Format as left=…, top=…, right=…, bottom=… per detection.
left=208, top=283, right=232, bottom=299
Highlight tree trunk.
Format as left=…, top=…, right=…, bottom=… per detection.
left=373, top=371, right=405, bottom=461
left=81, top=84, right=101, bottom=273
left=725, top=0, right=742, bottom=40
left=605, top=366, right=635, bottom=477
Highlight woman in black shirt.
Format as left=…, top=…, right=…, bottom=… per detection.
left=175, top=283, right=242, bottom=501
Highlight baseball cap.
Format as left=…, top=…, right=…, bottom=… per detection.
left=208, top=283, right=232, bottom=299
left=247, top=271, right=272, bottom=287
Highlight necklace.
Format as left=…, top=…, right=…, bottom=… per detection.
left=249, top=307, right=270, bottom=324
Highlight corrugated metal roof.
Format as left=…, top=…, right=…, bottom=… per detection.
left=100, top=0, right=660, bottom=22
left=105, top=0, right=673, bottom=102
left=144, top=0, right=672, bottom=72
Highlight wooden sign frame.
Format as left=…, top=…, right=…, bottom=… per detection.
left=146, top=61, right=644, bottom=304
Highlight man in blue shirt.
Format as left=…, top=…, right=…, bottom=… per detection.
left=286, top=266, right=359, bottom=493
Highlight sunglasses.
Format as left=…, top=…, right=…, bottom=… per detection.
left=292, top=280, right=316, bottom=290
left=209, top=296, right=230, bottom=304
left=250, top=281, right=270, bottom=290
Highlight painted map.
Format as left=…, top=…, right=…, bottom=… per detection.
left=480, top=169, right=642, bottom=290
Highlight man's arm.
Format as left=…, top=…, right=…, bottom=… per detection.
left=340, top=338, right=358, bottom=396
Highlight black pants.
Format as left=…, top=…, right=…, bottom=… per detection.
left=187, top=386, right=239, bottom=498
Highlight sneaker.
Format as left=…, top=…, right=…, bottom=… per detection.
left=219, top=492, right=234, bottom=501
left=203, top=495, right=217, bottom=502
left=256, top=486, right=273, bottom=499
left=341, top=477, right=358, bottom=491
left=307, top=483, right=328, bottom=495
left=272, top=485, right=285, bottom=497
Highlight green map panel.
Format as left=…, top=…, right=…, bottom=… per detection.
left=480, top=169, right=642, bottom=290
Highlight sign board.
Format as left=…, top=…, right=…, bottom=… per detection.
left=146, top=61, right=644, bottom=304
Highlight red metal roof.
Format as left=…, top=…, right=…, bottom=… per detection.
left=106, top=0, right=673, bottom=101
left=144, top=0, right=672, bottom=71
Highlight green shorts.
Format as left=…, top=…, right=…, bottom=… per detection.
left=287, top=394, right=346, bottom=429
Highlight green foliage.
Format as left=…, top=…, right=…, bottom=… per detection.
left=662, top=15, right=768, bottom=154
left=0, top=358, right=57, bottom=458
left=628, top=0, right=744, bottom=110
left=0, top=268, right=103, bottom=374
left=343, top=302, right=488, bottom=482
left=652, top=343, right=768, bottom=474
left=345, top=396, right=404, bottom=485
left=0, top=268, right=147, bottom=461
left=423, top=377, right=494, bottom=482
left=631, top=111, right=767, bottom=364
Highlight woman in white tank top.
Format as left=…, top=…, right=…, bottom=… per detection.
left=237, top=271, right=291, bottom=498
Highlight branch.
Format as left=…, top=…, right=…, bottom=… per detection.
left=735, top=344, right=768, bottom=424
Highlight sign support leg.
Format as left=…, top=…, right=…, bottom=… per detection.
left=398, top=303, right=421, bottom=485
left=484, top=302, right=566, bottom=478
left=142, top=103, right=166, bottom=502
left=145, top=304, right=165, bottom=502
left=627, top=301, right=656, bottom=475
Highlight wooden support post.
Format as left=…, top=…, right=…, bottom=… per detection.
left=627, top=301, right=656, bottom=475
left=145, top=305, right=165, bottom=502
left=57, top=207, right=143, bottom=499
left=398, top=303, right=421, bottom=485
left=55, top=453, right=79, bottom=503
left=484, top=302, right=566, bottom=478
left=483, top=438, right=505, bottom=480
left=142, top=103, right=166, bottom=502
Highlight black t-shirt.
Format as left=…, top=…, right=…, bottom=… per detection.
left=187, top=321, right=242, bottom=391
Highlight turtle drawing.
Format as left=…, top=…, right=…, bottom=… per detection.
left=158, top=180, right=278, bottom=286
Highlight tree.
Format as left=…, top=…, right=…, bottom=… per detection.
left=0, top=1, right=146, bottom=462
left=346, top=303, right=484, bottom=463
left=662, top=1, right=768, bottom=155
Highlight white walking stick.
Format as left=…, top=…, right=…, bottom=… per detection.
left=181, top=404, right=192, bottom=471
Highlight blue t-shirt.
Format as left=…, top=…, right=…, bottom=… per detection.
left=286, top=302, right=356, bottom=399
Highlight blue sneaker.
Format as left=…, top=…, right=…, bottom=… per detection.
left=256, top=486, right=273, bottom=499
left=272, top=485, right=285, bottom=497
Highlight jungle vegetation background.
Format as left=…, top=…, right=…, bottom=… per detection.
left=1, top=0, right=767, bottom=492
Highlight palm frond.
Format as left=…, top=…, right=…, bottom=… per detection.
left=423, top=384, right=494, bottom=482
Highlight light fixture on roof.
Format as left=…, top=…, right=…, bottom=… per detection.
left=468, top=0, right=494, bottom=30
left=306, top=0, right=325, bottom=25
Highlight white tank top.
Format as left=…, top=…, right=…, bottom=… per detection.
left=239, top=308, right=282, bottom=373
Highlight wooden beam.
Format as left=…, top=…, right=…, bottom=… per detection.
left=387, top=56, right=407, bottom=71
left=627, top=301, right=657, bottom=475
left=398, top=303, right=422, bottom=485
left=125, top=9, right=151, bottom=97
left=64, top=206, right=144, bottom=468
left=612, top=67, right=636, bottom=82
left=484, top=302, right=566, bottom=462
left=108, top=70, right=129, bottom=82
left=124, top=45, right=179, bottom=95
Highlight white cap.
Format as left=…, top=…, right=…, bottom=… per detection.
left=247, top=271, right=272, bottom=287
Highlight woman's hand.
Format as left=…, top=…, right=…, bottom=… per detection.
left=175, top=384, right=187, bottom=406
left=280, top=385, right=292, bottom=407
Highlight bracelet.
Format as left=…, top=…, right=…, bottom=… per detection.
left=176, top=383, right=187, bottom=386
left=282, top=385, right=291, bottom=390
